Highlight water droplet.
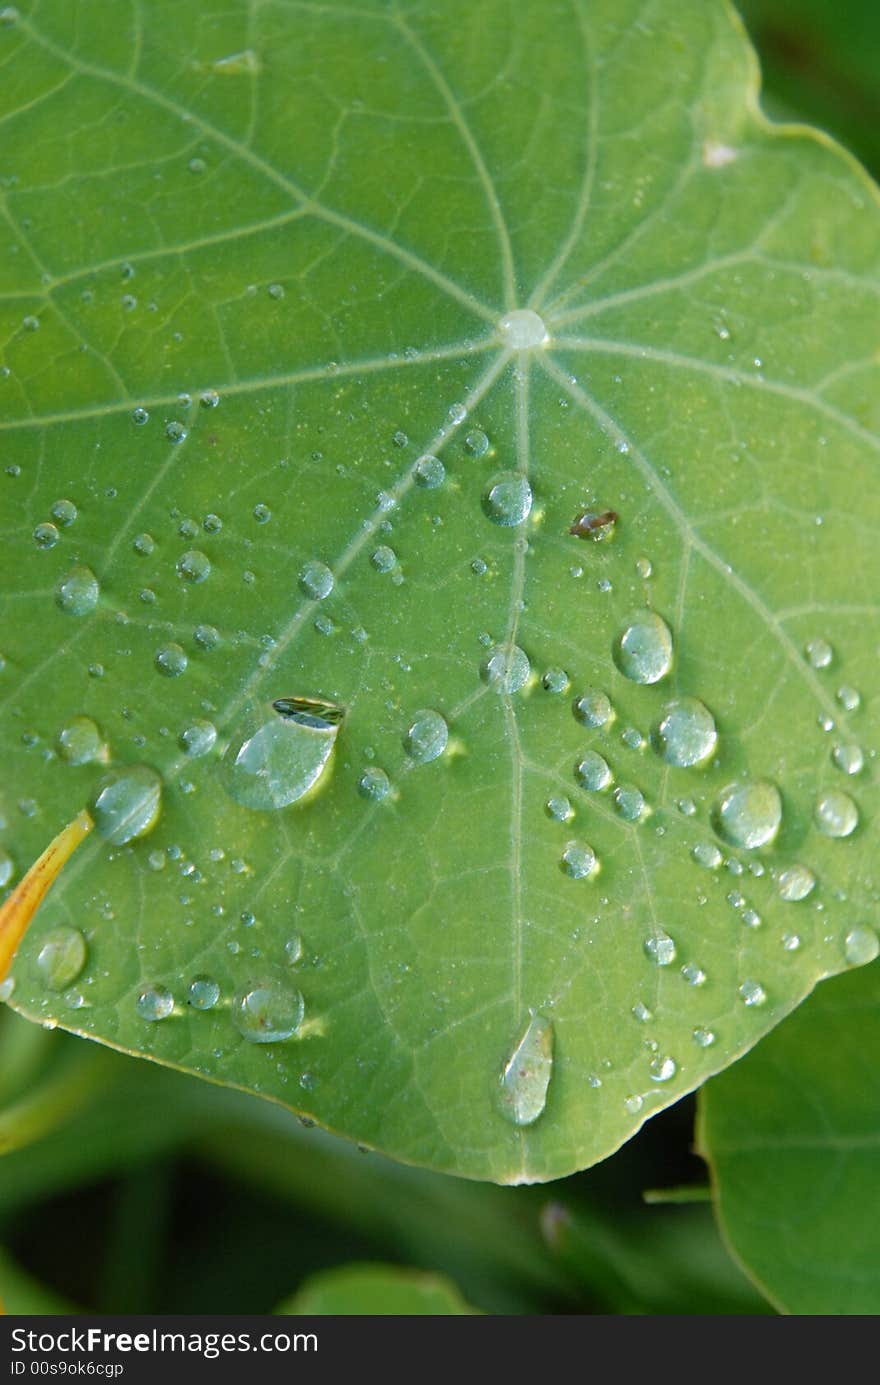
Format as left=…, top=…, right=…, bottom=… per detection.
left=644, top=933, right=676, bottom=966
left=498, top=1013, right=553, bottom=1126
left=50, top=498, right=77, bottom=527
left=542, top=667, right=570, bottom=695
left=636, top=556, right=653, bottom=579
left=573, top=689, right=614, bottom=728
left=621, top=726, right=646, bottom=751
left=0, top=850, right=14, bottom=889
left=90, top=766, right=162, bottom=845
left=268, top=282, right=285, bottom=300
left=33, top=522, right=59, bottom=550
left=561, top=842, right=597, bottom=878
left=165, top=420, right=188, bottom=444
left=844, top=926, right=879, bottom=967
left=464, top=428, right=490, bottom=457
left=194, top=623, right=219, bottom=650
left=804, top=637, right=833, bottom=669
left=404, top=709, right=448, bottom=764
left=624, top=1094, right=644, bottom=1115
left=187, top=976, right=221, bottom=1010
left=222, top=702, right=340, bottom=811
left=613, top=612, right=673, bottom=684
left=136, top=986, right=174, bottom=1021
left=498, top=309, right=549, bottom=349
left=575, top=751, right=612, bottom=792
left=232, top=978, right=304, bottom=1043
left=481, top=643, right=531, bottom=693
left=692, top=1027, right=716, bottom=1048
left=649, top=1055, right=677, bottom=1082
left=133, top=532, right=155, bottom=556
left=782, top=931, right=801, bottom=952
left=692, top=841, right=722, bottom=869
left=836, top=685, right=861, bottom=712
left=55, top=565, right=99, bottom=616
left=614, top=784, right=645, bottom=821
left=0, top=979, right=15, bottom=1003
left=370, top=544, right=397, bottom=573
left=713, top=780, right=782, bottom=848
left=357, top=767, right=392, bottom=802
left=188, top=156, right=206, bottom=174
left=482, top=473, right=532, bottom=527
left=832, top=743, right=864, bottom=775
left=653, top=698, right=717, bottom=767
left=176, top=550, right=211, bottom=583
left=299, top=560, right=334, bottom=600
left=632, top=1001, right=652, bottom=1023
left=203, top=513, right=222, bottom=534
left=178, top=720, right=217, bottom=757
left=132, top=407, right=149, bottom=425
left=57, top=715, right=105, bottom=765
left=154, top=643, right=188, bottom=677
left=414, top=454, right=445, bottom=488
left=284, top=936, right=304, bottom=966
left=200, top=389, right=220, bottom=409
left=36, top=927, right=88, bottom=991
left=814, top=790, right=859, bottom=838
left=22, top=314, right=39, bottom=332
left=738, top=980, right=767, bottom=1007
left=777, top=864, right=815, bottom=902
left=681, top=963, right=707, bottom=986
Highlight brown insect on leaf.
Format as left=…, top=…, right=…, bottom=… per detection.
left=569, top=509, right=619, bottom=539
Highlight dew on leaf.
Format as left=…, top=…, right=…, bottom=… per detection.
left=403, top=709, right=448, bottom=764
left=832, top=744, right=864, bottom=776
left=652, top=698, right=717, bottom=767
left=498, top=1012, right=553, bottom=1126
left=777, top=864, right=816, bottom=901
left=35, top=927, right=88, bottom=991
left=644, top=933, right=676, bottom=966
left=357, top=767, right=392, bottom=802
left=154, top=643, right=188, bottom=677
left=232, top=978, right=304, bottom=1043
left=133, top=533, right=155, bottom=555
left=542, top=667, right=569, bottom=695
left=165, top=420, right=188, bottom=444
left=836, top=685, right=861, bottom=712
left=738, top=980, right=767, bottom=1007
left=0, top=850, right=14, bottom=889
left=648, top=1055, right=677, bottom=1083
left=90, top=766, right=162, bottom=845
left=844, top=926, right=879, bottom=967
left=178, top=720, right=217, bottom=757
left=136, top=986, right=174, bottom=1021
left=464, top=428, right=489, bottom=457
left=814, top=790, right=859, bottom=838
left=57, top=716, right=105, bottom=765
left=692, top=842, right=722, bottom=869
left=804, top=637, right=833, bottom=669
left=176, top=550, right=211, bottom=583
left=561, top=842, right=597, bottom=878
left=50, top=499, right=77, bottom=527
left=692, top=1027, right=716, bottom=1048
left=613, top=612, right=673, bottom=684
left=481, top=643, right=531, bottom=693
left=221, top=702, right=340, bottom=811
left=370, top=545, right=397, bottom=573
left=55, top=565, right=99, bottom=616
left=681, top=963, right=707, bottom=986
left=573, top=689, right=614, bottom=728
left=414, top=454, right=445, bottom=487
left=482, top=473, right=533, bottom=527
left=713, top=780, right=782, bottom=848
left=576, top=751, right=612, bottom=792
left=299, top=560, right=334, bottom=600
left=194, top=623, right=219, bottom=650
left=187, top=975, right=221, bottom=1009
left=497, top=308, right=548, bottom=349
left=613, top=784, right=645, bottom=821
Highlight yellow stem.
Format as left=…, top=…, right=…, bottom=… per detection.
left=0, top=810, right=94, bottom=984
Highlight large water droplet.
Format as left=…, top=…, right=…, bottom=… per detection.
left=55, top=565, right=99, bottom=616
left=498, top=309, right=549, bottom=349
left=573, top=689, right=614, bottom=728
left=36, top=927, right=88, bottom=991
left=498, top=1012, right=553, bottom=1126
left=91, top=766, right=162, bottom=845
left=613, top=612, right=673, bottom=684
left=481, top=643, right=531, bottom=692
left=57, top=716, right=105, bottom=765
left=232, top=978, right=304, bottom=1042
left=403, top=709, right=448, bottom=764
left=653, top=698, right=717, bottom=766
left=844, top=926, right=879, bottom=967
left=814, top=790, right=859, bottom=838
left=713, top=780, right=782, bottom=848
left=482, top=473, right=533, bottom=527
left=221, top=700, right=341, bottom=810
left=176, top=550, right=211, bottom=583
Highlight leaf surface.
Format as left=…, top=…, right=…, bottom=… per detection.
left=1, top=0, right=878, bottom=1180
left=276, top=1262, right=476, bottom=1314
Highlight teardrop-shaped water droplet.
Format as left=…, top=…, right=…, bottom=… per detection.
left=498, top=1012, right=554, bottom=1126
left=575, top=751, right=612, bottom=791
left=36, top=927, right=88, bottom=991
left=481, top=643, right=531, bottom=692
left=91, top=766, right=162, bottom=845
left=844, top=926, right=879, bottom=967
left=403, top=709, right=448, bottom=764
left=221, top=701, right=341, bottom=810
left=814, top=790, right=859, bottom=838
left=713, top=780, right=782, bottom=849
left=482, top=473, right=533, bottom=527
left=55, top=565, right=99, bottom=616
left=652, top=698, right=717, bottom=766
left=613, top=612, right=673, bottom=684
left=232, top=978, right=304, bottom=1043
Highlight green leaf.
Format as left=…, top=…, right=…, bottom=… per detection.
left=698, top=960, right=880, bottom=1315
left=1, top=0, right=878, bottom=1181
left=276, top=1262, right=476, bottom=1314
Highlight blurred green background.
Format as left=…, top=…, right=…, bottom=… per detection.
left=1, top=0, right=877, bottom=1315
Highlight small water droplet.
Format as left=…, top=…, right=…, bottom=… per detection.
left=713, top=780, right=782, bottom=848
left=814, top=790, right=859, bottom=838
left=681, top=963, right=706, bottom=986
left=498, top=309, right=549, bottom=349
left=632, top=1001, right=652, bottom=1023
left=624, top=1094, right=644, bottom=1115
left=832, top=743, right=864, bottom=776
left=844, top=926, right=879, bottom=967
left=804, top=638, right=833, bottom=669
left=33, top=522, right=59, bottom=550
left=178, top=720, right=217, bottom=757
left=132, top=407, right=149, bottom=425
left=498, top=1012, right=553, bottom=1126
left=692, top=1027, right=716, bottom=1048
left=653, top=698, right=717, bottom=767
left=57, top=715, right=105, bottom=765
left=777, top=864, right=816, bottom=902
left=613, top=612, right=673, bottom=684
left=561, top=842, right=597, bottom=878
left=91, top=766, right=162, bottom=845
left=573, top=689, right=614, bottom=728
left=222, top=701, right=340, bottom=811
left=613, top=784, right=645, bottom=821
left=691, top=841, right=722, bottom=870
left=648, top=1055, right=677, bottom=1082
left=357, top=767, right=392, bottom=802
left=232, top=978, right=304, bottom=1043
left=541, top=667, right=570, bottom=695
left=464, top=428, right=490, bottom=457
left=0, top=850, right=14, bottom=889
left=299, top=560, right=334, bottom=600
left=414, top=454, right=445, bottom=488
left=404, top=709, right=448, bottom=764
left=36, top=928, right=88, bottom=991
left=284, top=936, right=304, bottom=966
left=621, top=726, right=646, bottom=751
left=137, top=986, right=174, bottom=1021
left=738, top=979, right=767, bottom=1007
left=133, top=532, right=155, bottom=555
left=50, top=498, right=77, bottom=527
left=187, top=976, right=221, bottom=1010
left=836, top=685, right=861, bottom=712
left=370, top=544, right=397, bottom=573
left=176, top=549, right=211, bottom=583
left=482, top=473, right=532, bottom=527
left=200, top=389, right=220, bottom=409
left=782, top=931, right=801, bottom=952
left=165, top=420, right=188, bottom=444
left=636, top=556, right=653, bottom=579
left=194, top=623, right=219, bottom=651
left=644, top=933, right=676, bottom=966
left=154, top=643, right=188, bottom=677
left=575, top=751, right=612, bottom=792
left=481, top=643, right=531, bottom=693
left=55, top=565, right=100, bottom=616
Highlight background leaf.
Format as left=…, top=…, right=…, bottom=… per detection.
left=276, top=1262, right=477, bottom=1314
left=698, top=959, right=880, bottom=1315
left=1, top=0, right=878, bottom=1182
